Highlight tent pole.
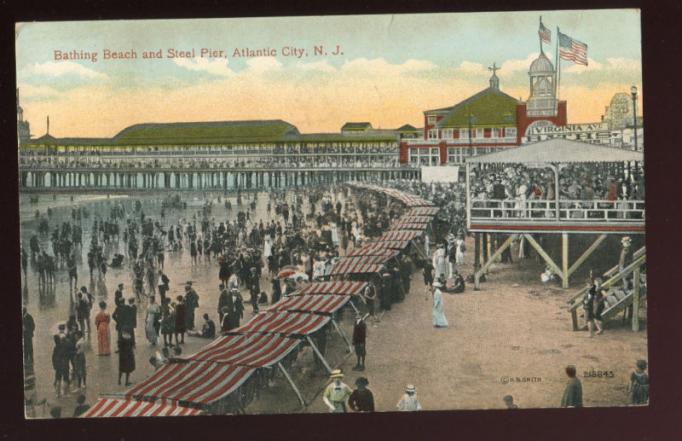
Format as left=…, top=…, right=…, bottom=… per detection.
left=306, top=335, right=333, bottom=374
left=277, top=362, right=307, bottom=409
left=349, top=300, right=360, bottom=315
left=331, top=318, right=353, bottom=353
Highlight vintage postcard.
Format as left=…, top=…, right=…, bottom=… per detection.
left=16, top=10, right=646, bottom=419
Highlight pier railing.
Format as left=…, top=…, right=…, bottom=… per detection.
left=470, top=198, right=645, bottom=223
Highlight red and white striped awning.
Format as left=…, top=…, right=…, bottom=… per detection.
left=407, top=207, right=440, bottom=216
left=347, top=183, right=434, bottom=207
left=389, top=222, right=429, bottom=231
left=273, top=294, right=350, bottom=314
left=348, top=245, right=400, bottom=258
left=397, top=215, right=435, bottom=223
left=364, top=240, right=411, bottom=250
left=82, top=397, right=201, bottom=418
left=378, top=230, right=420, bottom=241
left=125, top=362, right=255, bottom=406
left=234, top=311, right=330, bottom=335
left=293, top=281, right=368, bottom=296
left=329, top=255, right=392, bottom=275
left=185, top=333, right=301, bottom=366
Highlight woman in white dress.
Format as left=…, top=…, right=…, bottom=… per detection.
left=432, top=244, right=446, bottom=281
left=263, top=236, right=272, bottom=262
left=431, top=281, right=448, bottom=328
left=515, top=182, right=528, bottom=218
left=145, top=296, right=161, bottom=345
left=455, top=236, right=465, bottom=265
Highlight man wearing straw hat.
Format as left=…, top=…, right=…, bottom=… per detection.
left=322, top=369, right=353, bottom=413
left=397, top=384, right=422, bottom=411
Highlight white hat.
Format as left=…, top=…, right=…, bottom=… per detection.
left=405, top=384, right=416, bottom=393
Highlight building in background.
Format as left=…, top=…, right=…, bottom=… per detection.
left=16, top=88, right=31, bottom=146
left=399, top=51, right=568, bottom=167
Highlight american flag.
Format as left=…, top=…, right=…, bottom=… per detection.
left=539, top=20, right=551, bottom=44
left=558, top=31, right=588, bottom=66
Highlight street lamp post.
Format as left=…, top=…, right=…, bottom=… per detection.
left=630, top=85, right=638, bottom=151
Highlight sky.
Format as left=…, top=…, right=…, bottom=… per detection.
left=15, top=9, right=643, bottom=138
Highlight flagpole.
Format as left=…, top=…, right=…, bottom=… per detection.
left=539, top=16, right=543, bottom=53
left=555, top=26, right=561, bottom=107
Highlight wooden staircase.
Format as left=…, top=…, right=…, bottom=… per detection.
left=567, top=247, right=646, bottom=331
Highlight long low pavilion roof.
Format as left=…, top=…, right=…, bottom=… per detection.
left=467, top=139, right=643, bottom=164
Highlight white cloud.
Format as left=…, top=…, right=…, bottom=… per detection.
left=454, top=54, right=537, bottom=80
left=245, top=57, right=282, bottom=74
left=17, top=84, right=61, bottom=99
left=24, top=61, right=108, bottom=80
left=563, top=57, right=640, bottom=74
left=454, top=60, right=487, bottom=76
left=173, top=57, right=234, bottom=77
left=296, top=60, right=337, bottom=73
left=341, top=58, right=437, bottom=76
left=500, top=53, right=539, bottom=76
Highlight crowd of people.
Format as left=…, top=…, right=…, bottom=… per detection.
left=19, top=154, right=401, bottom=171
left=470, top=163, right=645, bottom=202
left=21, top=178, right=648, bottom=417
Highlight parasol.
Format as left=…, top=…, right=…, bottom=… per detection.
left=277, top=265, right=299, bottom=279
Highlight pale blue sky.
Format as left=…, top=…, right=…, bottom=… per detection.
left=15, top=9, right=642, bottom=137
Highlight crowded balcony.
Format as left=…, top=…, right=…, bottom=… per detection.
left=465, top=139, right=645, bottom=234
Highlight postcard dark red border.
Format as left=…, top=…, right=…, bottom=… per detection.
left=0, top=0, right=680, bottom=440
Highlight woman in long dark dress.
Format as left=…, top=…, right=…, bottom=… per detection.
left=593, top=288, right=606, bottom=335
left=629, top=359, right=649, bottom=405
left=423, top=261, right=434, bottom=288
left=118, top=332, right=135, bottom=386
left=174, top=296, right=186, bottom=345
left=161, top=300, right=175, bottom=347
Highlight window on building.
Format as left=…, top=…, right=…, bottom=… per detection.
left=476, top=128, right=484, bottom=139
left=447, top=147, right=465, bottom=164
left=428, top=129, right=438, bottom=140
left=427, top=115, right=437, bottom=125
left=409, top=147, right=440, bottom=166
left=442, top=128, right=453, bottom=139
left=505, top=127, right=517, bottom=138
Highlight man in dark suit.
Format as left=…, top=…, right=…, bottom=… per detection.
left=492, top=177, right=506, bottom=218
left=23, top=307, right=35, bottom=367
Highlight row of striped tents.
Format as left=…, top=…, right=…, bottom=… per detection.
left=406, top=207, right=440, bottom=216
left=272, top=294, right=351, bottom=315
left=328, top=255, right=394, bottom=276
left=347, top=246, right=400, bottom=258
left=232, top=311, right=330, bottom=335
left=82, top=398, right=202, bottom=418
left=186, top=333, right=301, bottom=365
left=362, top=240, right=411, bottom=250
left=378, top=230, right=421, bottom=242
left=388, top=222, right=429, bottom=232
left=395, top=215, right=435, bottom=223
left=347, top=183, right=434, bottom=208
left=125, top=362, right=255, bottom=406
left=293, top=280, right=368, bottom=296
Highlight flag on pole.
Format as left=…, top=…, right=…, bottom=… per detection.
left=539, top=20, right=551, bottom=44
left=558, top=31, right=588, bottom=65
